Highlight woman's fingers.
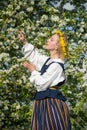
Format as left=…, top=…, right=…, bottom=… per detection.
left=22, top=62, right=29, bottom=67
left=18, top=31, right=26, bottom=44
left=22, top=62, right=36, bottom=72
left=18, top=33, right=24, bottom=40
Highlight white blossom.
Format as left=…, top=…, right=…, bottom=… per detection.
left=41, top=15, right=48, bottom=20
left=78, top=40, right=82, bottom=44
left=3, top=80, right=9, bottom=84
left=59, top=20, right=66, bottom=26
left=21, top=75, right=27, bottom=83
left=40, top=15, right=48, bottom=23
left=0, top=53, right=9, bottom=61
left=19, top=1, right=22, bottom=5
left=16, top=79, right=22, bottom=84
left=8, top=4, right=13, bottom=9
left=83, top=103, right=87, bottom=110
left=0, top=42, right=3, bottom=46
left=51, top=15, right=59, bottom=22
left=81, top=21, right=85, bottom=25
left=79, top=27, right=84, bottom=32
left=27, top=7, right=33, bottom=12
left=16, top=5, right=20, bottom=10
left=4, top=106, right=9, bottom=110
left=16, top=104, right=21, bottom=110
left=1, top=113, right=5, bottom=119
left=84, top=33, right=87, bottom=39
left=31, top=0, right=35, bottom=5
left=38, top=32, right=47, bottom=37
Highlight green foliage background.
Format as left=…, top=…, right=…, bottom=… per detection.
left=0, top=0, right=87, bottom=129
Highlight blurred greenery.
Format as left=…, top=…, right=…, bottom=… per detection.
left=0, top=0, right=87, bottom=129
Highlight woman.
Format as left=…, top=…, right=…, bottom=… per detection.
left=18, top=30, right=71, bottom=130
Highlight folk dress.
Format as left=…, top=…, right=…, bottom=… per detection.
left=22, top=43, right=71, bottom=130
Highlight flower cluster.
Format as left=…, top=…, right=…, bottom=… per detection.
left=55, top=30, right=67, bottom=57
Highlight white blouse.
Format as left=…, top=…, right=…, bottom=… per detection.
left=22, top=43, right=66, bottom=92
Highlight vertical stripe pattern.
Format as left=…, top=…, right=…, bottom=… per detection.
left=31, top=98, right=71, bottom=130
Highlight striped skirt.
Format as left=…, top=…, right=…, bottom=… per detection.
left=31, top=98, right=71, bottom=130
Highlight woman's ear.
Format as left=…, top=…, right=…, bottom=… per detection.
left=55, top=44, right=58, bottom=50
left=55, top=43, right=61, bottom=50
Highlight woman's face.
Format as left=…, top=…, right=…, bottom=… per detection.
left=45, top=34, right=60, bottom=51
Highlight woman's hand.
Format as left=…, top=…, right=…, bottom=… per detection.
left=22, top=62, right=36, bottom=72
left=18, top=31, right=27, bottom=44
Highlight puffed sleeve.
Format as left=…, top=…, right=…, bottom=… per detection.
left=22, top=42, right=48, bottom=71
left=29, top=63, right=65, bottom=92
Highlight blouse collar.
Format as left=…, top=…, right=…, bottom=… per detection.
left=46, top=58, right=65, bottom=65
left=52, top=58, right=65, bottom=64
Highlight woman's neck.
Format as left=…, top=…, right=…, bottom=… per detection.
left=50, top=51, right=60, bottom=59
left=50, top=51, right=65, bottom=60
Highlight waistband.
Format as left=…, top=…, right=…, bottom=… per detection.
left=34, top=88, right=67, bottom=101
